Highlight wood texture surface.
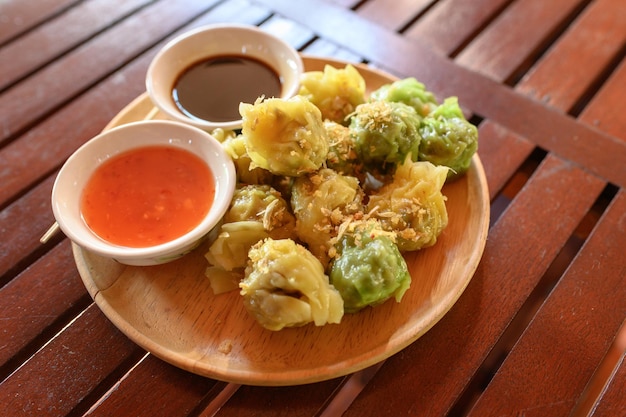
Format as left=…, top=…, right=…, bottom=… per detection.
left=589, top=352, right=626, bottom=416
left=0, top=241, right=88, bottom=372
left=83, top=354, right=219, bottom=417
left=467, top=189, right=626, bottom=416
left=0, top=0, right=79, bottom=44
left=0, top=0, right=152, bottom=91
left=515, top=0, right=626, bottom=113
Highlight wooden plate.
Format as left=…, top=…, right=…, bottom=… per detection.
left=73, top=56, right=490, bottom=386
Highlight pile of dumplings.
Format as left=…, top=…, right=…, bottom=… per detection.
left=204, top=64, right=478, bottom=331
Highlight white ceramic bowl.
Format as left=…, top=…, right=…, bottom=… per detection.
left=52, top=120, right=236, bottom=266
left=146, top=23, right=303, bottom=131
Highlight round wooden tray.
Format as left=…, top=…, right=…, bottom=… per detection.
left=73, top=56, right=490, bottom=386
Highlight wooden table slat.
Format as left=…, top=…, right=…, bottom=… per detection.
left=0, top=53, right=149, bottom=208
left=455, top=0, right=590, bottom=82
left=515, top=0, right=626, bottom=114
left=589, top=348, right=626, bottom=417
left=0, top=0, right=221, bottom=146
left=0, top=176, right=58, bottom=281
left=345, top=154, right=606, bottom=416
left=467, top=189, right=626, bottom=416
left=0, top=0, right=153, bottom=92
left=0, top=305, right=143, bottom=417
left=215, top=379, right=345, bottom=417
left=403, top=0, right=512, bottom=56
left=83, top=354, right=218, bottom=417
left=474, top=120, right=536, bottom=200
left=355, top=0, right=435, bottom=31
left=260, top=15, right=316, bottom=50
left=578, top=57, right=626, bottom=141
left=0, top=241, right=88, bottom=373
left=0, top=0, right=80, bottom=45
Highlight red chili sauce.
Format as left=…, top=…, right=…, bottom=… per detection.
left=80, top=145, right=215, bottom=247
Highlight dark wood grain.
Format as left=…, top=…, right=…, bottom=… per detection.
left=0, top=176, right=57, bottom=280
left=0, top=0, right=79, bottom=45
left=0, top=305, right=143, bottom=417
left=515, top=0, right=626, bottom=113
left=474, top=121, right=535, bottom=199
left=455, top=0, right=589, bottom=82
left=83, top=354, right=218, bottom=417
left=0, top=0, right=219, bottom=146
left=345, top=155, right=606, bottom=416
left=215, top=380, right=345, bottom=417
left=0, top=240, right=88, bottom=373
left=403, top=0, right=512, bottom=55
left=467, top=190, right=626, bottom=416
left=578, top=59, right=626, bottom=140
left=589, top=352, right=626, bottom=416
left=0, top=0, right=153, bottom=91
left=0, top=53, right=150, bottom=207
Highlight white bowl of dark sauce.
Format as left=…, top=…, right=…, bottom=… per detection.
left=146, top=24, right=304, bottom=131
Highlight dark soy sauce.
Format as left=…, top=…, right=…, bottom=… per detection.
left=172, top=55, right=282, bottom=123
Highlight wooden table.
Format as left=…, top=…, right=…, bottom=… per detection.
left=1, top=0, right=625, bottom=416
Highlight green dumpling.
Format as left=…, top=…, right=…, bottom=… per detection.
left=370, top=77, right=438, bottom=117
left=329, top=220, right=411, bottom=313
left=349, top=100, right=422, bottom=170
left=418, top=97, right=478, bottom=179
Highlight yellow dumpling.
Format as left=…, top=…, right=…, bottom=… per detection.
left=240, top=238, right=344, bottom=330
left=367, top=159, right=449, bottom=251
left=299, top=64, right=366, bottom=124
left=205, top=185, right=296, bottom=273
left=291, top=168, right=364, bottom=266
left=240, top=96, right=329, bottom=177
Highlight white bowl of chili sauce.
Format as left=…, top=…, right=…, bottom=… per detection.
left=146, top=23, right=304, bottom=131
left=52, top=120, right=236, bottom=266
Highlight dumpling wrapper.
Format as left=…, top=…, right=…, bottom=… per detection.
left=367, top=159, right=449, bottom=251
left=240, top=96, right=329, bottom=177
left=240, top=238, right=344, bottom=331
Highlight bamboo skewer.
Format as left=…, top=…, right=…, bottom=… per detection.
left=40, top=222, right=61, bottom=244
